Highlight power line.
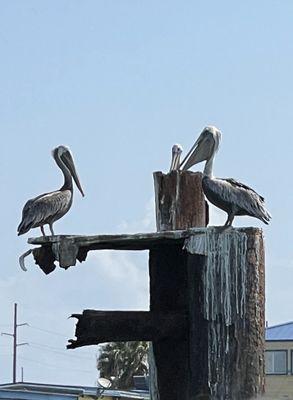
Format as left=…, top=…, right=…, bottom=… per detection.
left=18, top=356, right=94, bottom=374
left=1, top=306, right=98, bottom=381
left=29, top=341, right=72, bottom=351
left=1, top=303, right=28, bottom=383
left=29, top=340, right=92, bottom=353
left=28, top=325, right=68, bottom=338
left=29, top=343, right=94, bottom=361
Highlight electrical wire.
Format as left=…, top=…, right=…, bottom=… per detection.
left=29, top=343, right=94, bottom=361
left=28, top=325, right=69, bottom=338
left=2, top=312, right=98, bottom=378
left=18, top=356, right=94, bottom=374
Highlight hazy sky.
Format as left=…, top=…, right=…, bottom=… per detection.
left=0, top=0, right=292, bottom=387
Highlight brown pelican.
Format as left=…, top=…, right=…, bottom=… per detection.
left=180, top=126, right=271, bottom=226
left=18, top=145, right=84, bottom=236
left=169, top=144, right=183, bottom=172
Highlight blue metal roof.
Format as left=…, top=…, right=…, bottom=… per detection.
left=266, top=321, right=293, bottom=340
left=0, top=389, right=76, bottom=400
left=0, top=383, right=149, bottom=399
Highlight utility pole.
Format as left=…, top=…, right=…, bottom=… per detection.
left=1, top=303, right=28, bottom=383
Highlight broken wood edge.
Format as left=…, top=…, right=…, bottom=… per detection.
left=67, top=310, right=188, bottom=349
left=32, top=245, right=57, bottom=275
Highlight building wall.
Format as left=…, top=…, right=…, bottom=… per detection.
left=81, top=397, right=113, bottom=400
left=265, top=341, right=293, bottom=399
left=264, top=376, right=293, bottom=399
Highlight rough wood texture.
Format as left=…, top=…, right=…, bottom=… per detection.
left=27, top=229, right=206, bottom=273
left=26, top=168, right=265, bottom=400
left=150, top=170, right=209, bottom=400
left=151, top=171, right=265, bottom=400
left=29, top=230, right=198, bottom=247
left=153, top=170, right=208, bottom=231
left=187, top=253, right=210, bottom=398
left=186, top=228, right=265, bottom=399
left=67, top=310, right=187, bottom=349
left=243, top=231, right=265, bottom=398
left=32, top=246, right=57, bottom=274
left=149, top=244, right=190, bottom=400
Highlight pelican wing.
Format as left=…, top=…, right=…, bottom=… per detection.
left=218, top=178, right=271, bottom=223
left=203, top=177, right=271, bottom=224
left=17, top=190, right=72, bottom=235
left=224, top=178, right=265, bottom=201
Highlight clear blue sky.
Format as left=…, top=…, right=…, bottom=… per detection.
left=0, top=0, right=292, bottom=386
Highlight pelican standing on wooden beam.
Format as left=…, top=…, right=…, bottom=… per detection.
left=18, top=145, right=84, bottom=237
left=180, top=126, right=271, bottom=227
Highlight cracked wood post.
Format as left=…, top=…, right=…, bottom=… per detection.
left=150, top=170, right=208, bottom=400
left=153, top=171, right=208, bottom=230
left=151, top=171, right=265, bottom=400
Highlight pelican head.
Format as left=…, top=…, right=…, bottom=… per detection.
left=169, top=143, right=183, bottom=172
left=180, top=126, right=221, bottom=171
left=53, top=145, right=85, bottom=196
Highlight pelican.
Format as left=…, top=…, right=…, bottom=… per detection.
left=180, top=126, right=271, bottom=226
left=17, top=145, right=84, bottom=236
left=169, top=144, right=183, bottom=172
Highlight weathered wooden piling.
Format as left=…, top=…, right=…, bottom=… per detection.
left=150, top=170, right=208, bottom=400
left=151, top=170, right=265, bottom=400
left=153, top=171, right=208, bottom=230
left=27, top=170, right=265, bottom=400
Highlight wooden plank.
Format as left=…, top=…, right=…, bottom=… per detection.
left=67, top=310, right=187, bottom=349
left=29, top=227, right=260, bottom=247
left=28, top=229, right=208, bottom=247
left=27, top=227, right=260, bottom=273
left=27, top=230, right=194, bottom=271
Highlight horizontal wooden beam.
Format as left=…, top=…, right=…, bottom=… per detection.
left=28, top=229, right=206, bottom=248
left=28, top=227, right=261, bottom=249
left=67, top=310, right=187, bottom=349
left=25, top=227, right=262, bottom=273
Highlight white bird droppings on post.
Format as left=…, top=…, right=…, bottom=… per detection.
left=203, top=227, right=247, bottom=324
left=185, top=227, right=248, bottom=398
left=185, top=227, right=247, bottom=323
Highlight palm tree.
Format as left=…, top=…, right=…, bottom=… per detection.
left=97, top=341, right=149, bottom=390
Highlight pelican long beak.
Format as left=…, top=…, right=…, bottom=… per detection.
left=180, top=132, right=214, bottom=171
left=169, top=152, right=181, bottom=172
left=62, top=151, right=85, bottom=197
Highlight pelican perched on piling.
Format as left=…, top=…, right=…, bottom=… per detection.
left=169, top=144, right=183, bottom=172
left=18, top=145, right=84, bottom=236
left=180, top=126, right=271, bottom=226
